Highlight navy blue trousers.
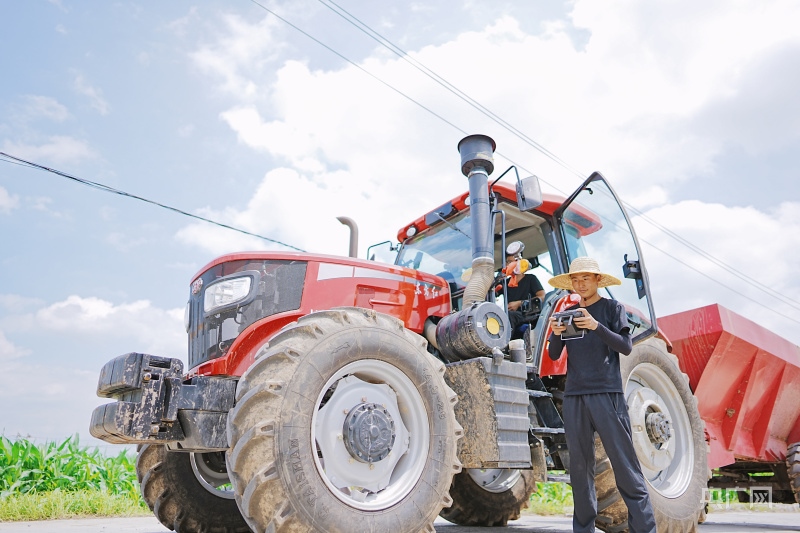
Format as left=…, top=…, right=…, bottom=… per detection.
left=563, top=393, right=656, bottom=533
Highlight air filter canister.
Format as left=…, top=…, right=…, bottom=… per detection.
left=436, top=301, right=511, bottom=361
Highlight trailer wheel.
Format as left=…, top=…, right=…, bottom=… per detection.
left=438, top=468, right=537, bottom=526
left=594, top=338, right=708, bottom=533
left=136, top=444, right=249, bottom=533
left=788, top=442, right=800, bottom=504
left=226, top=307, right=462, bottom=533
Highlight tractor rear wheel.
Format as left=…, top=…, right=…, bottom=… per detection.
left=226, top=307, right=462, bottom=533
left=594, top=338, right=708, bottom=533
left=136, top=444, right=249, bottom=533
left=438, top=468, right=537, bottom=526
left=787, top=442, right=800, bottom=504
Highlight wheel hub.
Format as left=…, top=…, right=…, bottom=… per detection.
left=315, top=374, right=410, bottom=496
left=189, top=451, right=234, bottom=499
left=343, top=402, right=396, bottom=463
left=627, top=386, right=674, bottom=471
left=646, top=411, right=672, bottom=444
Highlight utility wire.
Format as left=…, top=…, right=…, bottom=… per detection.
left=316, top=0, right=800, bottom=311
left=0, top=152, right=306, bottom=252
left=311, top=1, right=800, bottom=315
left=315, top=0, right=586, bottom=180
left=250, top=1, right=800, bottom=321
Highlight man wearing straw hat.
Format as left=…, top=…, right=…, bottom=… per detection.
left=547, top=257, right=656, bottom=533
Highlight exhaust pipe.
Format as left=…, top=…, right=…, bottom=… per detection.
left=337, top=216, right=359, bottom=258
left=458, top=135, right=496, bottom=307
left=435, top=135, right=510, bottom=361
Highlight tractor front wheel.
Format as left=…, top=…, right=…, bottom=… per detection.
left=226, top=307, right=462, bottom=533
left=439, top=468, right=537, bottom=526
left=136, top=444, right=249, bottom=533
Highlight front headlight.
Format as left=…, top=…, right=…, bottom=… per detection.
left=204, top=276, right=253, bottom=314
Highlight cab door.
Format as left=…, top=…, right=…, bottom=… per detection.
left=552, top=172, right=657, bottom=344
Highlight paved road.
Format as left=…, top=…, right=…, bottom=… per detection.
left=1, top=511, right=798, bottom=533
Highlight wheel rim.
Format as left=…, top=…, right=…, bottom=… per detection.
left=189, top=451, right=235, bottom=500
left=467, top=469, right=521, bottom=493
left=625, top=362, right=693, bottom=498
left=312, top=359, right=430, bottom=511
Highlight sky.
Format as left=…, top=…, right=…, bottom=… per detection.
left=1, top=0, right=799, bottom=448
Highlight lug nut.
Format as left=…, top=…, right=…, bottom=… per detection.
left=142, top=372, right=152, bottom=382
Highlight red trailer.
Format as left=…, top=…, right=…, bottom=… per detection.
left=659, top=304, right=800, bottom=502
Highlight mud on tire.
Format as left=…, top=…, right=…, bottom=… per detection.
left=788, top=442, right=800, bottom=505
left=595, top=338, right=709, bottom=533
left=136, top=444, right=249, bottom=533
left=439, top=469, right=537, bottom=526
left=226, top=307, right=463, bottom=533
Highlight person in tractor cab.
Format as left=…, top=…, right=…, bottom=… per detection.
left=547, top=257, right=656, bottom=533
left=502, top=242, right=545, bottom=338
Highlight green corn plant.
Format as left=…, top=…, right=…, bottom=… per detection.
left=0, top=435, right=139, bottom=499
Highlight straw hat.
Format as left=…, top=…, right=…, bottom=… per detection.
left=548, top=257, right=622, bottom=290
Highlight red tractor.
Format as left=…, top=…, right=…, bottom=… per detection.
left=91, top=135, right=711, bottom=532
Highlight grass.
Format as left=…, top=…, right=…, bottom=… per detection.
left=0, top=435, right=146, bottom=521
left=0, top=489, right=148, bottom=521
left=528, top=480, right=574, bottom=515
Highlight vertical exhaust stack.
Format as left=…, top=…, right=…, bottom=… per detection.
left=458, top=135, right=496, bottom=307
left=435, top=135, right=511, bottom=361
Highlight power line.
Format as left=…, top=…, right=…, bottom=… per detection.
left=0, top=151, right=306, bottom=252
left=250, top=1, right=800, bottom=321
left=315, top=0, right=586, bottom=180
left=315, top=0, right=800, bottom=312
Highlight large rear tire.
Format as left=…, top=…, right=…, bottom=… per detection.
left=226, top=307, right=462, bottom=533
left=594, top=338, right=708, bottom=533
left=136, top=444, right=249, bottom=533
left=439, top=469, right=537, bottom=526
left=788, top=442, right=800, bottom=504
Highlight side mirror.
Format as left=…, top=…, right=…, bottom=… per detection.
left=366, top=240, right=400, bottom=263
left=516, top=175, right=543, bottom=212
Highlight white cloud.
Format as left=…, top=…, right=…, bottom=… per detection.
left=1, top=136, right=96, bottom=165
left=0, top=331, right=29, bottom=360
left=73, top=73, right=110, bottom=115
left=22, top=95, right=70, bottom=122
left=25, top=295, right=185, bottom=357
left=0, top=295, right=185, bottom=442
left=635, top=200, right=800, bottom=345
left=177, top=123, right=195, bottom=138
left=0, top=186, right=19, bottom=214
left=201, top=2, right=800, bottom=206
left=48, top=0, right=67, bottom=12
left=190, top=12, right=285, bottom=98
left=105, top=232, right=148, bottom=252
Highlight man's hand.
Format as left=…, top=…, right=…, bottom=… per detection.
left=574, top=308, right=598, bottom=330
left=508, top=300, right=522, bottom=311
left=549, top=315, right=567, bottom=335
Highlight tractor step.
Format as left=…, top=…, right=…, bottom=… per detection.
left=547, top=473, right=571, bottom=483
left=531, top=427, right=565, bottom=434
left=527, top=389, right=553, bottom=398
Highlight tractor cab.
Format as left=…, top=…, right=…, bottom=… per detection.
left=394, top=171, right=658, bottom=370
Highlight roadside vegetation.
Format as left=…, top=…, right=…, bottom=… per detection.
left=0, top=435, right=147, bottom=521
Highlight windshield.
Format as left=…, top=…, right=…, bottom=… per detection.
left=396, top=202, right=552, bottom=295
left=396, top=211, right=473, bottom=291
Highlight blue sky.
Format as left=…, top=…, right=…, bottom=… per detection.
left=2, top=0, right=799, bottom=446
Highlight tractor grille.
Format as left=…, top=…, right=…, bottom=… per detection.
left=187, top=259, right=307, bottom=369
